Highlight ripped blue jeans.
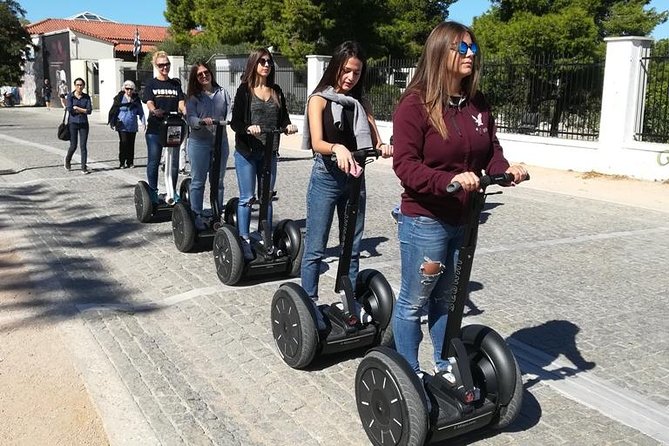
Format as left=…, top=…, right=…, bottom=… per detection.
left=392, top=213, right=464, bottom=374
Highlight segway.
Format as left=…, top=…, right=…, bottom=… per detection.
left=172, top=120, right=228, bottom=252
left=212, top=127, right=303, bottom=285
left=355, top=172, right=529, bottom=445
left=271, top=148, right=394, bottom=370
left=134, top=113, right=188, bottom=223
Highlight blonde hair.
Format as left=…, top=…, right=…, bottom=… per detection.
left=400, top=21, right=481, bottom=139
left=152, top=51, right=170, bottom=66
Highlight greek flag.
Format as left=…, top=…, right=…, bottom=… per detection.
left=133, top=28, right=141, bottom=57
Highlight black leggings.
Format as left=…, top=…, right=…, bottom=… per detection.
left=118, top=131, right=136, bottom=167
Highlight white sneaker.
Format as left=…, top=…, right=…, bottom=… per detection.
left=353, top=300, right=373, bottom=324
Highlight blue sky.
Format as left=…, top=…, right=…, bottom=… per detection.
left=21, top=0, right=669, bottom=39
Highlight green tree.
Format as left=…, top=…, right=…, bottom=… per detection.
left=161, top=0, right=457, bottom=65
left=472, top=0, right=668, bottom=137
left=0, top=0, right=36, bottom=85
left=376, top=0, right=456, bottom=58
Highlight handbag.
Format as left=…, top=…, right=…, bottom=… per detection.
left=57, top=109, right=70, bottom=141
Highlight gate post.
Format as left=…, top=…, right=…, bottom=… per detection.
left=598, top=36, right=653, bottom=172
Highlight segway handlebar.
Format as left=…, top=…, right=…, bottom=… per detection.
left=248, top=127, right=292, bottom=134
left=198, top=119, right=230, bottom=126
left=330, top=147, right=381, bottom=162
left=447, top=172, right=531, bottom=193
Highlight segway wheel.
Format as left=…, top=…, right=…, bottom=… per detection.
left=461, top=324, right=523, bottom=430
left=179, top=177, right=191, bottom=205
left=213, top=224, right=244, bottom=285
left=224, top=197, right=239, bottom=227
left=134, top=181, right=153, bottom=223
left=356, top=348, right=428, bottom=446
left=356, top=269, right=395, bottom=346
left=172, top=202, right=195, bottom=253
left=270, top=283, right=318, bottom=369
left=273, top=219, right=304, bottom=277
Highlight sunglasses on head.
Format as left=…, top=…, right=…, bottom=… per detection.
left=157, top=62, right=171, bottom=69
left=258, top=57, right=273, bottom=67
left=453, top=41, right=478, bottom=56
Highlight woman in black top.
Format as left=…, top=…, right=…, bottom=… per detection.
left=300, top=41, right=392, bottom=325
left=65, top=78, right=93, bottom=174
left=142, top=51, right=186, bottom=202
left=230, top=48, right=297, bottom=259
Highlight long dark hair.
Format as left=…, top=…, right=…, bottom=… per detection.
left=187, top=62, right=219, bottom=99
left=241, top=48, right=279, bottom=105
left=400, top=21, right=481, bottom=139
left=313, top=41, right=367, bottom=100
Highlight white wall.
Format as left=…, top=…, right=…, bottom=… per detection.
left=70, top=32, right=114, bottom=60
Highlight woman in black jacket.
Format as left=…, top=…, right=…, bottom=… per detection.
left=230, top=48, right=297, bottom=259
left=108, top=80, right=145, bottom=168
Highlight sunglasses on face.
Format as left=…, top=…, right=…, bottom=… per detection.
left=258, top=58, right=273, bottom=67
left=157, top=63, right=171, bottom=69
left=197, top=71, right=210, bottom=78
left=125, top=87, right=134, bottom=91
left=453, top=41, right=478, bottom=56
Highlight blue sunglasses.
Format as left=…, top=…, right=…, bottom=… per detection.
left=455, top=41, right=478, bottom=56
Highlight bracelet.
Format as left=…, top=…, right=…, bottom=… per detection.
left=330, top=143, right=336, bottom=155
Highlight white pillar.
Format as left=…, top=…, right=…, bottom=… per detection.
left=306, top=55, right=331, bottom=97
left=598, top=36, right=653, bottom=172
left=98, top=58, right=124, bottom=123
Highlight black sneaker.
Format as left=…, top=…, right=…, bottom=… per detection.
left=82, top=169, right=90, bottom=175
left=64, top=157, right=71, bottom=171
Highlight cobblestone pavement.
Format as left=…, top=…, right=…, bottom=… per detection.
left=1, top=107, right=667, bottom=445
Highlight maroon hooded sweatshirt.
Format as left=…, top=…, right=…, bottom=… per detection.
left=392, top=91, right=510, bottom=226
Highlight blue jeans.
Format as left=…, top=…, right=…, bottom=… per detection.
left=67, top=122, right=89, bottom=170
left=392, top=213, right=464, bottom=374
left=301, top=155, right=366, bottom=299
left=146, top=132, right=179, bottom=195
left=188, top=137, right=229, bottom=216
left=234, top=149, right=277, bottom=238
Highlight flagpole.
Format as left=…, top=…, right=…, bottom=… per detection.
left=134, top=27, right=141, bottom=84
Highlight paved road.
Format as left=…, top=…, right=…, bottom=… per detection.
left=1, top=107, right=667, bottom=445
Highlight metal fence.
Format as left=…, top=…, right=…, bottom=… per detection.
left=363, top=56, right=606, bottom=141
left=635, top=44, right=669, bottom=143
left=364, top=59, right=417, bottom=121
left=480, top=55, right=605, bottom=141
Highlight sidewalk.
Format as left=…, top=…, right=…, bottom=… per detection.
left=1, top=107, right=667, bottom=446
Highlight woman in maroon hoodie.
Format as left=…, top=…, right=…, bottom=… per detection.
left=391, top=21, right=527, bottom=377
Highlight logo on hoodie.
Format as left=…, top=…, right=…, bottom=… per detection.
left=472, top=112, right=487, bottom=134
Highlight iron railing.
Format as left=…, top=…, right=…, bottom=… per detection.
left=481, top=55, right=605, bottom=141
left=635, top=44, right=669, bottom=144
left=364, top=59, right=417, bottom=121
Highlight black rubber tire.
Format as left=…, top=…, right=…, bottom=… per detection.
left=270, top=282, right=319, bottom=369
left=213, top=224, right=244, bottom=285
left=179, top=177, right=191, bottom=204
left=273, top=219, right=304, bottom=277
left=489, top=355, right=523, bottom=429
left=172, top=202, right=195, bottom=253
left=355, top=347, right=429, bottom=446
left=356, top=269, right=395, bottom=347
left=224, top=197, right=239, bottom=228
left=460, top=324, right=523, bottom=430
left=134, top=181, right=153, bottom=223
